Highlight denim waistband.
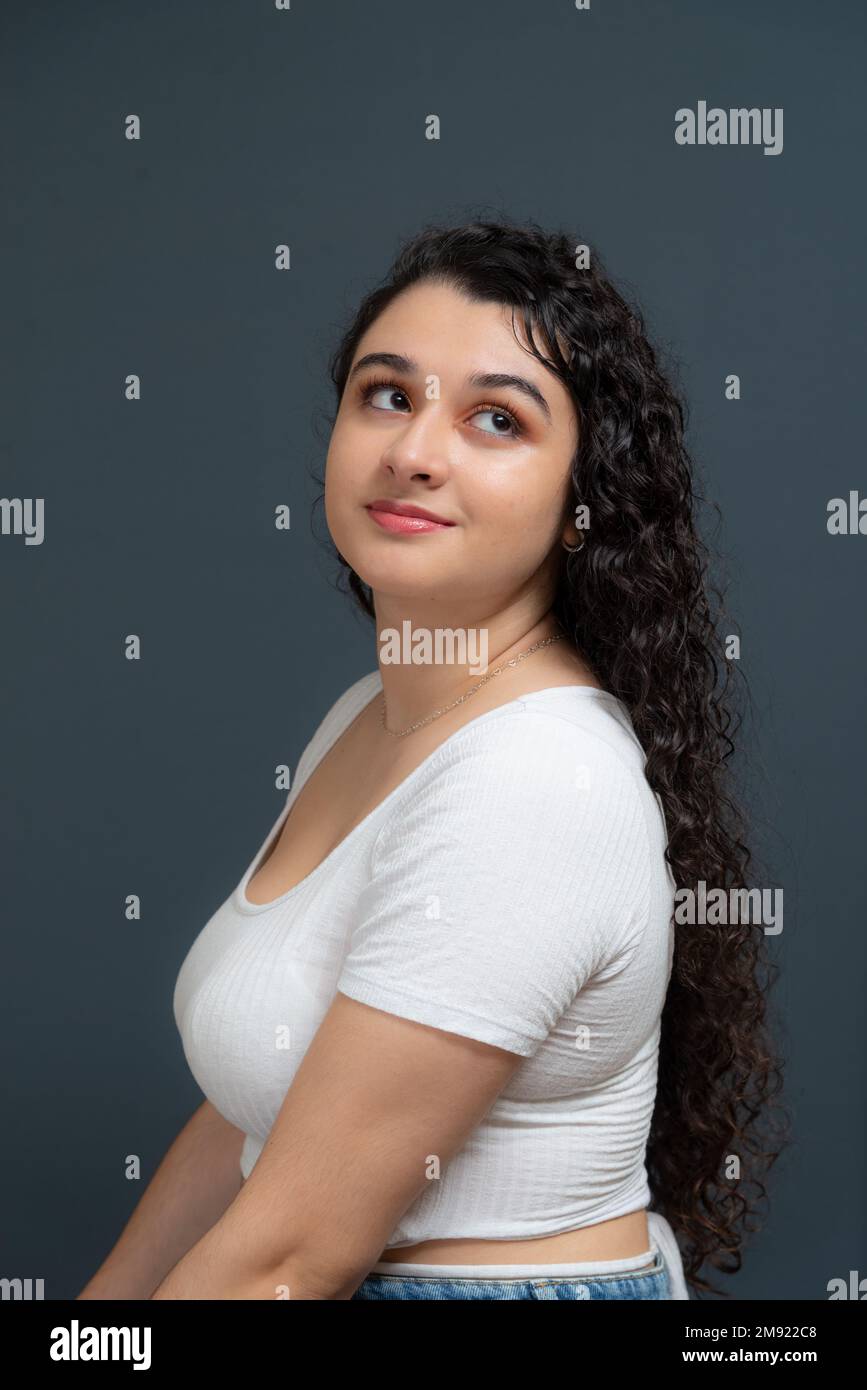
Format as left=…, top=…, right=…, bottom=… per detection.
left=370, top=1247, right=656, bottom=1278
left=369, top=1212, right=689, bottom=1298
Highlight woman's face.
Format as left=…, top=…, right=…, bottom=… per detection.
left=324, top=280, right=580, bottom=618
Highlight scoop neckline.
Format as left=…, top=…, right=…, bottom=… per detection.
left=233, top=681, right=626, bottom=916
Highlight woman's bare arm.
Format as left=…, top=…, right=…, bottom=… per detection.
left=76, top=1098, right=246, bottom=1300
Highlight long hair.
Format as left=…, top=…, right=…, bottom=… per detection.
left=318, top=215, right=790, bottom=1297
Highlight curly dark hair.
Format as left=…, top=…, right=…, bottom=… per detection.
left=316, top=214, right=790, bottom=1298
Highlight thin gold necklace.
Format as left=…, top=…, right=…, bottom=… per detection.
left=380, top=633, right=565, bottom=738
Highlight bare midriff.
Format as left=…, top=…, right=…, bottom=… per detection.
left=375, top=1207, right=651, bottom=1265
left=239, top=1171, right=648, bottom=1264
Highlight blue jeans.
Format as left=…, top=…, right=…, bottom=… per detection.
left=351, top=1247, right=672, bottom=1300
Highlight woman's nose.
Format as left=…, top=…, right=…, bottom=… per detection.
left=380, top=410, right=451, bottom=483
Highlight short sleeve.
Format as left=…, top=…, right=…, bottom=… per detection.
left=336, top=708, right=651, bottom=1057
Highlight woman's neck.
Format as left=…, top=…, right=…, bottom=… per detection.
left=371, top=605, right=568, bottom=735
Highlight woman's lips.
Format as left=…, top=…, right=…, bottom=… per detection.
left=366, top=506, right=454, bottom=534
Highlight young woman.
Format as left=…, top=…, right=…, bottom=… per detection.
left=79, top=218, right=786, bottom=1302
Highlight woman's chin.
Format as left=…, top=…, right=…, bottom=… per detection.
left=348, top=553, right=456, bottom=598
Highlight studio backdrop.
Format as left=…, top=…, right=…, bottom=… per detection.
left=2, top=0, right=865, bottom=1307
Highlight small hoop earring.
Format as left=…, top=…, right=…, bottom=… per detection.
left=562, top=535, right=586, bottom=553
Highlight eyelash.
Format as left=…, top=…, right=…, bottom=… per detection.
left=357, top=374, right=526, bottom=439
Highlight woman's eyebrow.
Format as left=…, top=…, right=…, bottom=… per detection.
left=348, top=351, right=552, bottom=423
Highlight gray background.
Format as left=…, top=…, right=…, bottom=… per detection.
left=2, top=0, right=864, bottom=1300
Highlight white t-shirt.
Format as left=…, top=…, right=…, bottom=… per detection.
left=173, top=669, right=677, bottom=1254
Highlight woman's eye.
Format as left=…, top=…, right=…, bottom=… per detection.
left=472, top=407, right=518, bottom=437
left=367, top=387, right=410, bottom=411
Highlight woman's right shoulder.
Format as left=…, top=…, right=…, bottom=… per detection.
left=320, top=668, right=382, bottom=734
left=294, top=668, right=382, bottom=776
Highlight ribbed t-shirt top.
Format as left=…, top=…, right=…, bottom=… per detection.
left=173, top=669, right=677, bottom=1248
